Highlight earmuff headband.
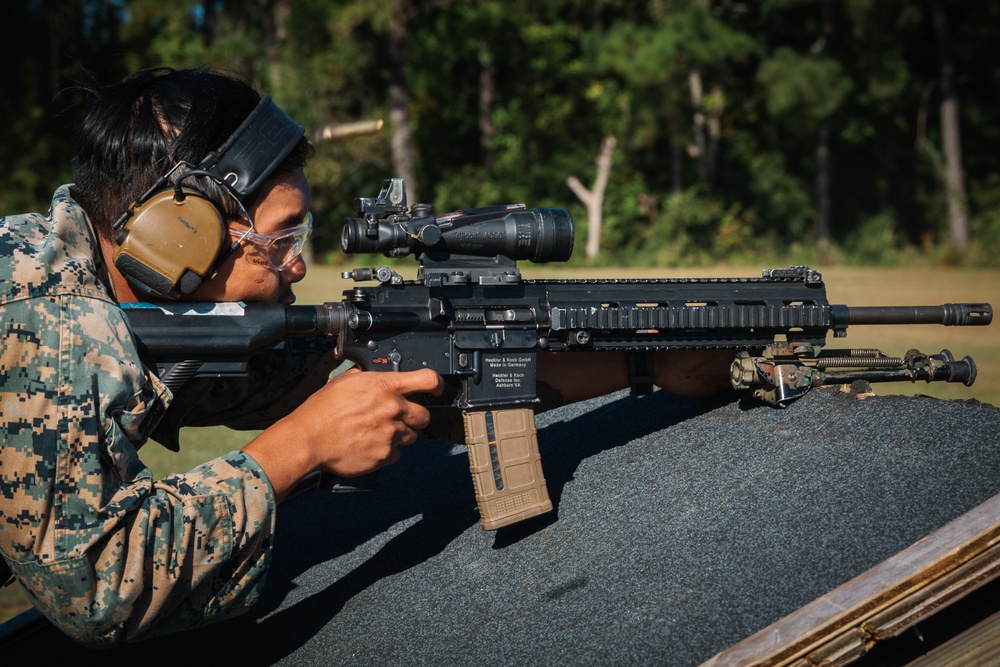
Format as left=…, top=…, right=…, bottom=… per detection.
left=197, top=94, right=305, bottom=199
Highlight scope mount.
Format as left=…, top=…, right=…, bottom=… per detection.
left=418, top=254, right=523, bottom=287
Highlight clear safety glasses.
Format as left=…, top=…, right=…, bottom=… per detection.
left=230, top=212, right=313, bottom=271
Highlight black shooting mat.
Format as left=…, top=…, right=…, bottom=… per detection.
left=5, top=387, right=1000, bottom=666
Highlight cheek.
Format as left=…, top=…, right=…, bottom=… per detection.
left=187, top=250, right=280, bottom=302
left=231, top=263, right=282, bottom=300
left=242, top=246, right=274, bottom=270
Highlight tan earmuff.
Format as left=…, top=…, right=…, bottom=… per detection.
left=113, top=187, right=228, bottom=298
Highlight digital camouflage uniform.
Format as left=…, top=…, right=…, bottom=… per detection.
left=0, top=185, right=339, bottom=645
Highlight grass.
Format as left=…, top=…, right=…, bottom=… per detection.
left=2, top=262, right=997, bottom=624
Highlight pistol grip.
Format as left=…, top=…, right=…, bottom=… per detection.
left=463, top=407, right=553, bottom=530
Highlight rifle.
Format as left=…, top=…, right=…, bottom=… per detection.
left=122, top=178, right=993, bottom=530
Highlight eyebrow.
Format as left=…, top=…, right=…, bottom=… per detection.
left=274, top=211, right=312, bottom=232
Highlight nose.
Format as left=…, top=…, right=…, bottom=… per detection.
left=281, top=253, right=307, bottom=283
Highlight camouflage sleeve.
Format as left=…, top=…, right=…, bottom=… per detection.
left=0, top=292, right=277, bottom=646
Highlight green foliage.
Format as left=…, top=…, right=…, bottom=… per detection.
left=2, top=0, right=1000, bottom=266
left=757, top=48, right=854, bottom=122
left=969, top=175, right=1000, bottom=251
left=597, top=182, right=769, bottom=268
left=725, top=131, right=813, bottom=238
left=840, top=211, right=907, bottom=264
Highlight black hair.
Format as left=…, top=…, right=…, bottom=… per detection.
left=71, top=67, right=312, bottom=239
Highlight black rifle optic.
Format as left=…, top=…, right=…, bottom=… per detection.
left=122, top=178, right=993, bottom=531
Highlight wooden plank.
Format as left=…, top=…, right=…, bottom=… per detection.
left=700, top=493, right=1000, bottom=667
left=797, top=548, right=1000, bottom=665
left=907, top=609, right=1000, bottom=667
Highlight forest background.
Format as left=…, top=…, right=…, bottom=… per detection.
left=3, top=0, right=1000, bottom=626
left=3, top=0, right=1000, bottom=269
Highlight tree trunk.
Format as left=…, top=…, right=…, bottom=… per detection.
left=929, top=0, right=969, bottom=249
left=667, top=119, right=687, bottom=196
left=388, top=1, right=418, bottom=204
left=813, top=0, right=833, bottom=252
left=687, top=69, right=709, bottom=181
left=261, top=0, right=291, bottom=92
left=670, top=133, right=684, bottom=196
left=43, top=0, right=59, bottom=101
left=705, top=83, right=722, bottom=179
left=477, top=0, right=494, bottom=168
left=815, top=122, right=831, bottom=250
left=566, top=136, right=617, bottom=260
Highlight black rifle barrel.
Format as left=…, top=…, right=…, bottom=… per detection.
left=830, top=303, right=992, bottom=327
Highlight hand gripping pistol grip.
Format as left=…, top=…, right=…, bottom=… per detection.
left=462, top=407, right=553, bottom=530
